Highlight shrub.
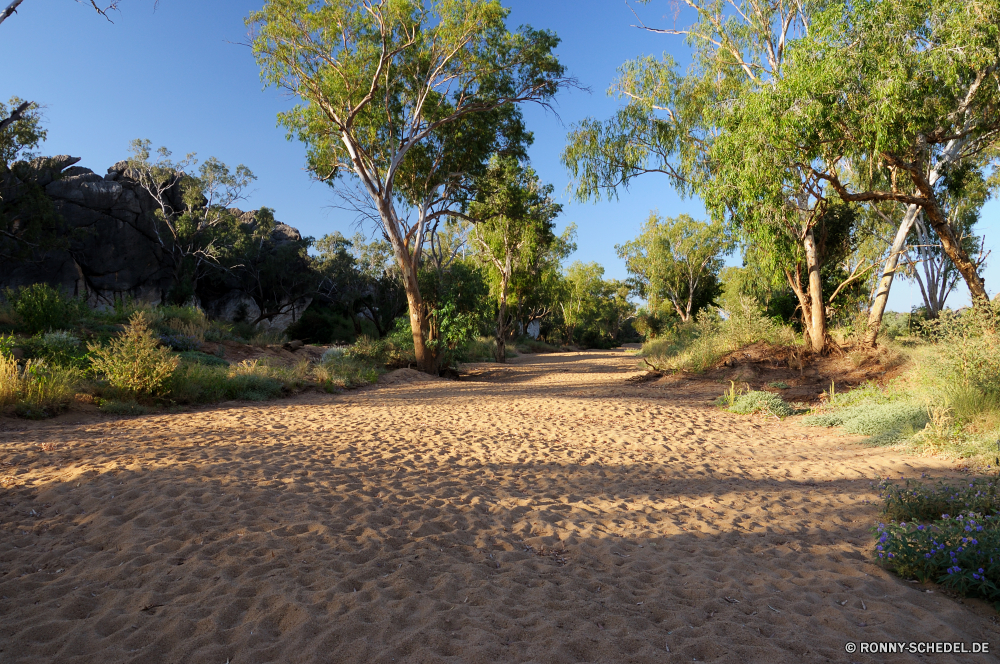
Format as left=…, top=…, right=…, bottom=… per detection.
left=321, top=347, right=347, bottom=362
left=349, top=333, right=414, bottom=369
left=314, top=354, right=382, bottom=390
left=803, top=402, right=929, bottom=444
left=248, top=329, right=286, bottom=347
left=923, top=304, right=1000, bottom=394
left=0, top=355, right=80, bottom=418
left=875, top=513, right=1000, bottom=604
left=158, top=333, right=202, bottom=351
left=723, top=390, right=793, bottom=417
left=21, top=330, right=90, bottom=368
left=4, top=284, right=86, bottom=334
left=168, top=360, right=288, bottom=403
left=767, top=381, right=789, bottom=389
left=88, top=312, right=179, bottom=398
left=642, top=301, right=797, bottom=374
left=878, top=477, right=1000, bottom=523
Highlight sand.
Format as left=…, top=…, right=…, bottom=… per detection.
left=1, top=349, right=997, bottom=663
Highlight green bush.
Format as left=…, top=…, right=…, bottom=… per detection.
left=349, top=330, right=414, bottom=369
left=875, top=513, right=1000, bottom=605
left=803, top=402, right=929, bottom=444
left=878, top=477, right=1000, bottom=523
left=21, top=330, right=90, bottom=369
left=168, top=361, right=287, bottom=403
left=88, top=312, right=179, bottom=398
left=723, top=390, right=793, bottom=417
left=313, top=354, right=382, bottom=390
left=642, top=300, right=797, bottom=374
left=923, top=305, right=1000, bottom=397
left=4, top=284, right=86, bottom=334
left=0, top=355, right=80, bottom=418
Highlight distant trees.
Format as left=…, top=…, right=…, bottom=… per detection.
left=616, top=213, right=729, bottom=323
left=124, top=139, right=256, bottom=304
left=248, top=0, right=572, bottom=373
left=469, top=157, right=561, bottom=361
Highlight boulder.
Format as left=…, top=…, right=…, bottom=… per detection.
left=0, top=155, right=313, bottom=330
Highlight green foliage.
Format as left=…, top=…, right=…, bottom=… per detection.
left=720, top=390, right=793, bottom=418
left=285, top=304, right=364, bottom=344
left=922, top=304, right=1000, bottom=401
left=20, top=330, right=90, bottom=369
left=168, top=360, right=287, bottom=403
left=4, top=284, right=87, bottom=334
left=88, top=312, right=179, bottom=398
left=348, top=325, right=416, bottom=370
left=125, top=140, right=257, bottom=304
left=616, top=212, right=730, bottom=322
left=804, top=403, right=929, bottom=444
left=0, top=97, right=46, bottom=168
left=643, top=300, right=796, bottom=373
left=874, top=513, right=1000, bottom=605
left=0, top=355, right=80, bottom=419
left=879, top=477, right=1000, bottom=523
left=767, top=381, right=789, bottom=389
left=313, top=354, right=382, bottom=390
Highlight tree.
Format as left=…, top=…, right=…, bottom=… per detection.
left=0, top=97, right=44, bottom=169
left=249, top=0, right=572, bottom=373
left=561, top=0, right=857, bottom=353
left=313, top=231, right=407, bottom=337
left=901, top=166, right=993, bottom=318
left=218, top=208, right=317, bottom=327
left=765, top=0, right=1000, bottom=344
left=124, top=139, right=256, bottom=304
left=469, top=156, right=561, bottom=361
left=616, top=212, right=729, bottom=323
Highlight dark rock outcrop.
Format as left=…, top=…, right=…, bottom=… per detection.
left=0, top=156, right=311, bottom=330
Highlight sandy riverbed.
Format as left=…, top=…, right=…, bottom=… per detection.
left=0, top=349, right=996, bottom=663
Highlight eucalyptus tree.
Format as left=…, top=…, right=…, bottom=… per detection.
left=562, top=0, right=858, bottom=353
left=616, top=212, right=730, bottom=323
left=901, top=169, right=993, bottom=318
left=124, top=139, right=256, bottom=304
left=768, top=0, right=1000, bottom=344
left=469, top=156, right=561, bottom=361
left=249, top=0, right=571, bottom=373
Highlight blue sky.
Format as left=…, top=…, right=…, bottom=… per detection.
left=3, top=0, right=997, bottom=311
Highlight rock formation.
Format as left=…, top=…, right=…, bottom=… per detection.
left=0, top=155, right=311, bottom=330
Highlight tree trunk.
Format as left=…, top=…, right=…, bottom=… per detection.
left=399, top=260, right=436, bottom=374
left=921, top=201, right=989, bottom=304
left=785, top=265, right=813, bottom=350
left=803, top=227, right=826, bottom=353
left=495, top=292, right=508, bottom=363
left=863, top=204, right=919, bottom=348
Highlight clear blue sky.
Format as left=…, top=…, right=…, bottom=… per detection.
left=3, top=0, right=996, bottom=311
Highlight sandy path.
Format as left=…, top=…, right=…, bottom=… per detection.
left=1, top=350, right=997, bottom=663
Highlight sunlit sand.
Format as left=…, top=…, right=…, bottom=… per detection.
left=1, top=350, right=995, bottom=662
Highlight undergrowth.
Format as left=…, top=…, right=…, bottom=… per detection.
left=642, top=297, right=797, bottom=373
left=875, top=477, right=1000, bottom=608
